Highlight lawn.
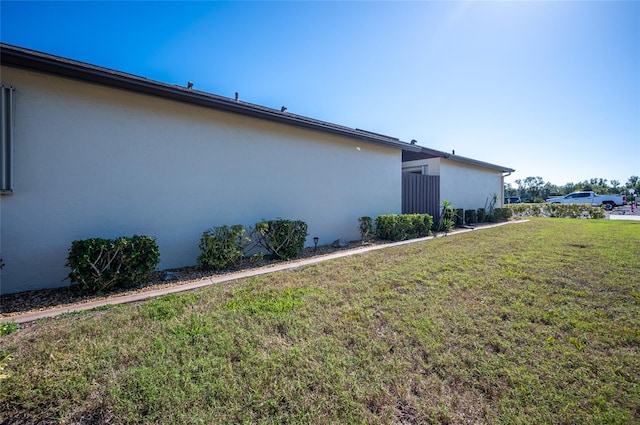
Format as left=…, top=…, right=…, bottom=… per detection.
left=1, top=218, right=639, bottom=424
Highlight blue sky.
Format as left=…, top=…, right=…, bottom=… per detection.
left=1, top=1, right=638, bottom=188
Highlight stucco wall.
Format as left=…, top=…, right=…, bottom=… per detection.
left=439, top=159, right=504, bottom=210
left=0, top=66, right=401, bottom=294
left=402, top=158, right=504, bottom=211
left=402, top=158, right=440, bottom=176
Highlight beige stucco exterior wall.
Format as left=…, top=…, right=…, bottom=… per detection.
left=402, top=158, right=505, bottom=211
left=0, top=66, right=401, bottom=294
left=439, top=159, right=504, bottom=210
left=403, top=158, right=440, bottom=176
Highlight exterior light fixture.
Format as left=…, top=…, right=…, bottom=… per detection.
left=313, top=237, right=319, bottom=252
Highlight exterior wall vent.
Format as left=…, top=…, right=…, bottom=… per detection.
left=1, top=84, right=14, bottom=195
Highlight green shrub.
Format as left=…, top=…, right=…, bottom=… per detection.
left=375, top=214, right=432, bottom=241
left=464, top=209, right=478, bottom=224
left=438, top=200, right=456, bottom=233
left=197, top=225, right=249, bottom=271
left=589, top=208, right=606, bottom=219
left=506, top=203, right=541, bottom=217
left=253, top=219, right=308, bottom=260
left=440, top=218, right=454, bottom=233
left=491, top=207, right=513, bottom=222
left=505, top=203, right=605, bottom=219
left=477, top=208, right=487, bottom=223
left=454, top=209, right=464, bottom=226
left=375, top=215, right=400, bottom=241
left=412, top=214, right=433, bottom=238
left=358, top=216, right=375, bottom=242
left=66, top=235, right=160, bottom=294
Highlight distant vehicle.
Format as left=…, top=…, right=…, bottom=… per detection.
left=545, top=191, right=626, bottom=211
left=504, top=197, right=522, bottom=204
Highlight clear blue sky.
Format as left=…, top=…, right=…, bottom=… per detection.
left=2, top=1, right=638, bottom=188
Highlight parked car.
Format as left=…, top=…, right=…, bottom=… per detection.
left=504, top=197, right=522, bottom=204
left=545, top=191, right=626, bottom=211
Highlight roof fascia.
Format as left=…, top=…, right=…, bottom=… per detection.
left=403, top=146, right=514, bottom=173
left=0, top=43, right=421, bottom=152
left=442, top=155, right=515, bottom=173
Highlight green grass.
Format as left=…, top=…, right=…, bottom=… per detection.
left=0, top=322, right=19, bottom=336
left=1, top=219, right=639, bottom=424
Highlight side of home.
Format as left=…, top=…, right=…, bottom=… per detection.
left=0, top=44, right=515, bottom=295
left=402, top=147, right=514, bottom=216
left=0, top=44, right=420, bottom=294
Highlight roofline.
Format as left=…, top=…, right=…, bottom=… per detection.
left=0, top=43, right=421, bottom=152
left=403, top=147, right=515, bottom=173
left=444, top=154, right=515, bottom=174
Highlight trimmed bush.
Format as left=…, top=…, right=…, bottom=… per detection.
left=507, top=203, right=542, bottom=217
left=464, top=209, right=478, bottom=224
left=491, top=207, right=513, bottom=222
left=358, top=216, right=375, bottom=242
left=66, top=235, right=160, bottom=294
left=375, top=214, right=433, bottom=241
left=197, top=225, right=249, bottom=271
left=506, top=203, right=605, bottom=219
left=454, top=209, right=464, bottom=226
left=477, top=208, right=487, bottom=223
left=253, top=219, right=308, bottom=260
left=589, top=208, right=607, bottom=219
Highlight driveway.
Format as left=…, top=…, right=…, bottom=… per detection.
left=608, top=204, right=640, bottom=221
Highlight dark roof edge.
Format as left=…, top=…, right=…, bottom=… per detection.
left=0, top=43, right=421, bottom=152
left=444, top=154, right=515, bottom=173
left=403, top=147, right=515, bottom=173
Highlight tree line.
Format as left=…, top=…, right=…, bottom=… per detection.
left=504, top=175, right=639, bottom=203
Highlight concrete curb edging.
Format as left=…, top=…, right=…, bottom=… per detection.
left=1, top=220, right=527, bottom=324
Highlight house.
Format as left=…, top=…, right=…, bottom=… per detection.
left=0, top=43, right=424, bottom=294
left=0, top=44, right=513, bottom=294
left=402, top=147, right=514, bottom=218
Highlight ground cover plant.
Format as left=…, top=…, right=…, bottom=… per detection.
left=1, top=219, right=639, bottom=424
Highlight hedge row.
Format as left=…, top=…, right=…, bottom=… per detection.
left=505, top=203, right=605, bottom=219
left=373, top=214, right=433, bottom=241
left=67, top=219, right=308, bottom=294
left=447, top=207, right=513, bottom=225
left=67, top=205, right=521, bottom=295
